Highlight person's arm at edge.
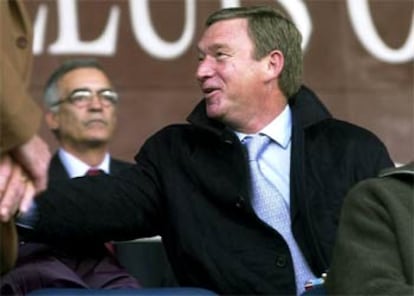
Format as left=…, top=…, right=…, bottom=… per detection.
left=0, top=0, right=42, bottom=153
left=325, top=179, right=413, bottom=295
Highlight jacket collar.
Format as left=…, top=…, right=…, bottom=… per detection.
left=379, top=162, right=414, bottom=177
left=289, top=85, right=332, bottom=128
left=186, top=85, right=332, bottom=137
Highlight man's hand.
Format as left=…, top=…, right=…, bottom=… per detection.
left=0, top=154, right=36, bottom=222
left=10, top=134, right=51, bottom=193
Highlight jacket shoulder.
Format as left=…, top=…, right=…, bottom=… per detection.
left=307, top=118, right=392, bottom=158
left=135, top=124, right=195, bottom=159
left=379, top=162, right=414, bottom=178
left=110, top=157, right=133, bottom=173
left=345, top=162, right=413, bottom=211
left=305, top=118, right=394, bottom=176
left=145, top=123, right=201, bottom=146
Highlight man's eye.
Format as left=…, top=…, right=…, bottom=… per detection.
left=99, top=90, right=119, bottom=103
left=70, top=91, right=91, bottom=102
left=197, top=54, right=205, bottom=61
left=215, top=51, right=228, bottom=59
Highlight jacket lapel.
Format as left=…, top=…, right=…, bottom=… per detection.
left=48, top=153, right=71, bottom=183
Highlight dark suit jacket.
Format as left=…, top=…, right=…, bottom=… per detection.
left=22, top=152, right=131, bottom=255
left=45, top=152, right=131, bottom=254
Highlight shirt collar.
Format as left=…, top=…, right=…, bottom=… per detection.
left=234, top=105, right=292, bottom=148
left=58, top=148, right=110, bottom=178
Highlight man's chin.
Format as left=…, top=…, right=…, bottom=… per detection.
left=86, top=140, right=108, bottom=148
left=205, top=103, right=223, bottom=119
left=85, top=135, right=110, bottom=147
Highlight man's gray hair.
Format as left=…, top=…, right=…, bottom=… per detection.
left=43, top=58, right=105, bottom=112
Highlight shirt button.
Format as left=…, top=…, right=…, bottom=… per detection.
left=275, top=255, right=287, bottom=267
left=235, top=195, right=244, bottom=208
left=16, top=36, right=28, bottom=49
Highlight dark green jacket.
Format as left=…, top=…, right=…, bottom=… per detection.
left=326, top=162, right=414, bottom=295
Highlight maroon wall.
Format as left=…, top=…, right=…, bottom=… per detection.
left=25, top=0, right=414, bottom=164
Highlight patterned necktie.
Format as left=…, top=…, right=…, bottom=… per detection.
left=243, top=134, right=314, bottom=294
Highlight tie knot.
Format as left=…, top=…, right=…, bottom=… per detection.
left=86, top=168, right=104, bottom=176
left=243, top=134, right=270, bottom=161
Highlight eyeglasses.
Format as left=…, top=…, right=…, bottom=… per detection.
left=51, top=88, right=119, bottom=108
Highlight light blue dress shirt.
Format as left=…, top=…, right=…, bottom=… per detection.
left=235, top=105, right=292, bottom=206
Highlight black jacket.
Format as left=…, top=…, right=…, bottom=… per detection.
left=33, top=86, right=393, bottom=295
left=20, top=153, right=131, bottom=255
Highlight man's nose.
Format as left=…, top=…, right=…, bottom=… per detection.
left=88, top=93, right=104, bottom=109
left=196, top=57, right=214, bottom=82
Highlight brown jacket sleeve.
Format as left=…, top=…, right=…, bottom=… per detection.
left=0, top=0, right=41, bottom=154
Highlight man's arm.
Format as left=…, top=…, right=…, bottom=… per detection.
left=0, top=0, right=51, bottom=217
left=0, top=0, right=42, bottom=153
left=326, top=178, right=413, bottom=295
left=0, top=0, right=51, bottom=274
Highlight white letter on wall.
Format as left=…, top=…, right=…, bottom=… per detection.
left=49, top=0, right=120, bottom=55
left=33, top=4, right=48, bottom=55
left=277, top=0, right=312, bottom=50
left=220, top=0, right=240, bottom=8
left=129, top=0, right=195, bottom=60
left=347, top=0, right=414, bottom=63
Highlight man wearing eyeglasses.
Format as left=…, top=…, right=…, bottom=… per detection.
left=44, top=59, right=119, bottom=163
left=0, top=59, right=140, bottom=294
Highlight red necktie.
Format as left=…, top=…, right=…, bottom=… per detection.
left=86, top=168, right=103, bottom=176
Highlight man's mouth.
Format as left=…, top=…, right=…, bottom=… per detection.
left=203, top=87, right=220, bottom=98
left=85, top=119, right=107, bottom=126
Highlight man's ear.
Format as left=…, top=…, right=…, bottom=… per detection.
left=45, top=111, right=59, bottom=131
left=267, top=50, right=284, bottom=80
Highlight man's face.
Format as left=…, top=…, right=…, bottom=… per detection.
left=196, top=18, right=269, bottom=130
left=46, top=68, right=117, bottom=148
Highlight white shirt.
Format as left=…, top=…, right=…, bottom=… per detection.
left=58, top=148, right=110, bottom=177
